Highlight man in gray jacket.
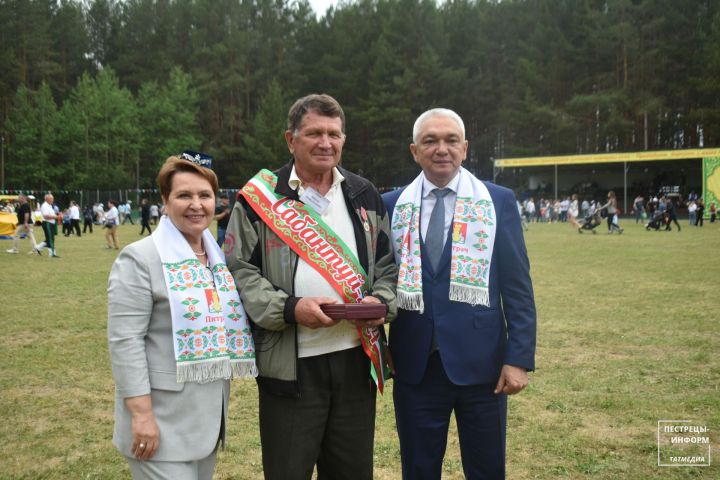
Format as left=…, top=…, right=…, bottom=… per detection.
left=226, top=94, right=397, bottom=480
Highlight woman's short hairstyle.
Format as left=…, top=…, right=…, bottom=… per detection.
left=287, top=94, right=345, bottom=135
left=157, top=155, right=219, bottom=199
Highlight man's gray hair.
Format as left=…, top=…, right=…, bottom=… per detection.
left=412, top=108, right=465, bottom=144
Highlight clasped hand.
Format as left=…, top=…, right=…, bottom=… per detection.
left=294, top=296, right=386, bottom=329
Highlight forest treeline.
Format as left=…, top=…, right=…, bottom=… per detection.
left=2, top=0, right=719, bottom=190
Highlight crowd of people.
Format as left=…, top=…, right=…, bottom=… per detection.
left=519, top=193, right=624, bottom=234
left=4, top=196, right=167, bottom=256
left=517, top=191, right=717, bottom=235
left=632, top=193, right=717, bottom=231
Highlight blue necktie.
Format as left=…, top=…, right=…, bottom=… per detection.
left=425, top=188, right=451, bottom=271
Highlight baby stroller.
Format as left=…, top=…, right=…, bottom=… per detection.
left=645, top=211, right=668, bottom=231
left=578, top=210, right=602, bottom=234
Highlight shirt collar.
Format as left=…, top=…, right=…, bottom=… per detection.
left=421, top=170, right=460, bottom=198
left=289, top=165, right=345, bottom=194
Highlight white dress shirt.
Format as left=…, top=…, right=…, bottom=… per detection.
left=289, top=166, right=361, bottom=358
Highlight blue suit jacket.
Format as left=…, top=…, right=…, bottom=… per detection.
left=383, top=180, right=536, bottom=386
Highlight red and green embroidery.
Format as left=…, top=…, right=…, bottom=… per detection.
left=175, top=325, right=227, bottom=361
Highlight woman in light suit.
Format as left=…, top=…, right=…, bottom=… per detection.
left=108, top=155, right=256, bottom=479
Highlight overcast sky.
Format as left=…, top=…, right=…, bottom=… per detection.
left=308, top=0, right=339, bottom=17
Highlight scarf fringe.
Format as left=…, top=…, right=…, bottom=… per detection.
left=231, top=361, right=258, bottom=379
left=175, top=360, right=258, bottom=384
left=391, top=168, right=496, bottom=312
left=449, top=284, right=490, bottom=307
left=176, top=359, right=232, bottom=384
left=397, top=291, right=425, bottom=314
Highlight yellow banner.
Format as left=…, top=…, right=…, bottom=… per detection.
left=704, top=157, right=720, bottom=218
left=495, top=148, right=720, bottom=168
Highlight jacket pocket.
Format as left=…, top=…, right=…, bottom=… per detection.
left=149, top=370, right=185, bottom=392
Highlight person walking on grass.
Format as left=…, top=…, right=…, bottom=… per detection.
left=517, top=199, right=529, bottom=231
left=105, top=200, right=120, bottom=249
left=695, top=198, right=705, bottom=227
left=121, top=201, right=135, bottom=225
left=150, top=203, right=160, bottom=225
left=37, top=193, right=59, bottom=257
left=139, top=199, right=152, bottom=235
left=5, top=193, right=41, bottom=255
left=68, top=201, right=81, bottom=237
left=94, top=202, right=104, bottom=224
left=597, top=190, right=624, bottom=234
left=664, top=196, right=681, bottom=232
left=62, top=208, right=72, bottom=237
left=568, top=193, right=583, bottom=231
left=525, top=197, right=536, bottom=223
left=83, top=205, right=94, bottom=233
left=633, top=194, right=645, bottom=223
left=688, top=200, right=697, bottom=226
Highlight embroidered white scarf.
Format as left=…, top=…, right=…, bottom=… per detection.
left=390, top=167, right=496, bottom=313
left=152, top=216, right=257, bottom=383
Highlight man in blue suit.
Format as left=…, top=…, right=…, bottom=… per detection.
left=383, top=108, right=536, bottom=479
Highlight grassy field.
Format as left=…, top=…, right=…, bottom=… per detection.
left=1, top=220, right=718, bottom=479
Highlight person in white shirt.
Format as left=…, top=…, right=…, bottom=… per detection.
left=517, top=200, right=528, bottom=231
left=687, top=200, right=697, bottom=226
left=525, top=197, right=536, bottom=222
left=149, top=203, right=160, bottom=224
left=105, top=199, right=120, bottom=249
left=226, top=94, right=397, bottom=479
left=567, top=193, right=582, bottom=230
left=581, top=199, right=590, bottom=217
left=559, top=197, right=570, bottom=222
left=39, top=193, right=59, bottom=257
left=93, top=203, right=104, bottom=224
left=118, top=202, right=127, bottom=224
left=121, top=202, right=135, bottom=225
left=69, top=201, right=81, bottom=236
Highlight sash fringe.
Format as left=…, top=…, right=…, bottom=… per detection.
left=449, top=285, right=490, bottom=307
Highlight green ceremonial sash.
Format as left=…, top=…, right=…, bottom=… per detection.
left=240, top=169, right=391, bottom=393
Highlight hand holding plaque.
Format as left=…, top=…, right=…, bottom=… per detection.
left=319, top=303, right=388, bottom=320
